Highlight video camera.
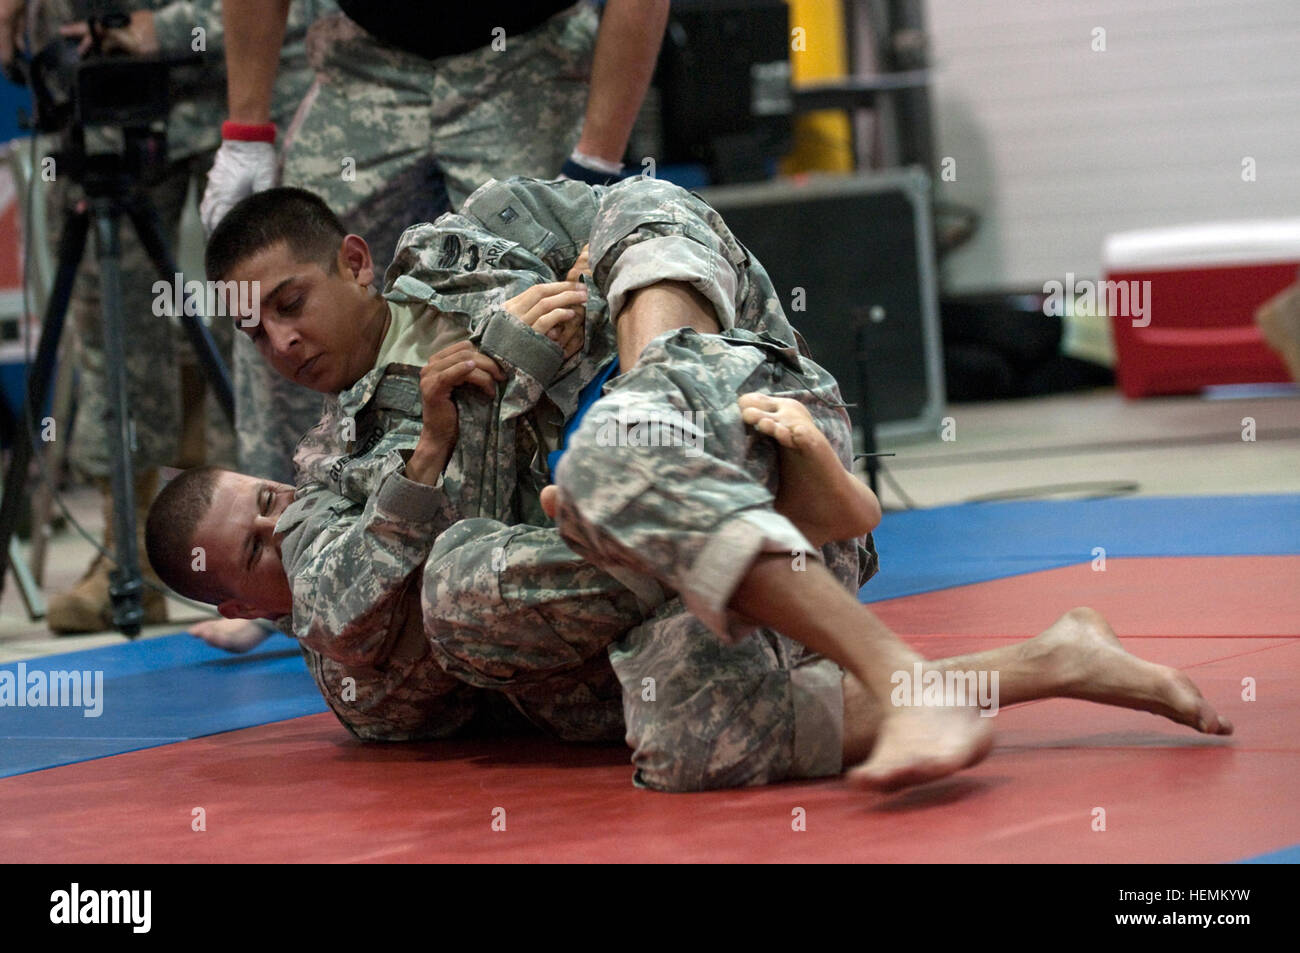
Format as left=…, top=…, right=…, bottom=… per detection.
left=7, top=0, right=197, bottom=184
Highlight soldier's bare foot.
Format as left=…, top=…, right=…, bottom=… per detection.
left=1030, top=607, right=1234, bottom=735
left=847, top=703, right=994, bottom=791
left=738, top=394, right=881, bottom=546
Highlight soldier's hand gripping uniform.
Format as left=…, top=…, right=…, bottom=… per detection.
left=278, top=176, right=879, bottom=790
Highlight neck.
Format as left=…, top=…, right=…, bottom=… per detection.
left=366, top=297, right=393, bottom=368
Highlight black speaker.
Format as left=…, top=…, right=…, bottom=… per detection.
left=701, top=169, right=946, bottom=441
left=634, top=0, right=792, bottom=183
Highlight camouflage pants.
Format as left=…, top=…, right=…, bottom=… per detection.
left=547, top=328, right=867, bottom=791
left=46, top=150, right=235, bottom=477
left=235, top=2, right=597, bottom=482
left=420, top=512, right=845, bottom=789
left=421, top=519, right=645, bottom=744
left=421, top=179, right=871, bottom=790
left=425, top=329, right=862, bottom=791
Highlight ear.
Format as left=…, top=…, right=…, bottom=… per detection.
left=338, top=234, right=376, bottom=287
left=218, top=599, right=274, bottom=621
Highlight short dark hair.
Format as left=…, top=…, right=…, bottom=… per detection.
left=205, top=187, right=346, bottom=282
left=145, top=466, right=227, bottom=605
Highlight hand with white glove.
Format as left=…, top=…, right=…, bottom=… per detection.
left=200, top=133, right=279, bottom=235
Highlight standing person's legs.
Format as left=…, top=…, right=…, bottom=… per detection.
left=63, top=163, right=189, bottom=478
left=429, top=2, right=597, bottom=209
left=178, top=151, right=236, bottom=469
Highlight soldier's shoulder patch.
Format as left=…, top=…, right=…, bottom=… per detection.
left=436, top=234, right=462, bottom=269
left=483, top=238, right=513, bottom=266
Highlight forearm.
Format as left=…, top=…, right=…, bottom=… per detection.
left=617, top=280, right=719, bottom=369
left=223, top=0, right=290, bottom=123
left=405, top=436, right=452, bottom=487
left=574, top=0, right=670, bottom=163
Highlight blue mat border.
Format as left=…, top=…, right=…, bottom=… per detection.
left=3, top=493, right=1297, bottom=778
left=861, top=493, right=1300, bottom=602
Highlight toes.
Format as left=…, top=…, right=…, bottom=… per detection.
left=1200, top=710, right=1234, bottom=736
left=845, top=762, right=895, bottom=790
left=787, top=423, right=815, bottom=451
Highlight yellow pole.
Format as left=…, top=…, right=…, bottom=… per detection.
left=782, top=0, right=854, bottom=174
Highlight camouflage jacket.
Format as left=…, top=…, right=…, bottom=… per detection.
left=276, top=178, right=627, bottom=742
left=276, top=175, right=878, bottom=736
left=281, top=177, right=622, bottom=668
left=280, top=174, right=877, bottom=666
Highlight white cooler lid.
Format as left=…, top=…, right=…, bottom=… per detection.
left=1103, top=219, right=1300, bottom=270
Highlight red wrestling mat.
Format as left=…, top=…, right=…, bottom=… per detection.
left=2, top=559, right=1297, bottom=863
left=868, top=556, right=1300, bottom=639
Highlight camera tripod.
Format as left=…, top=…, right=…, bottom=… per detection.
left=0, top=143, right=234, bottom=636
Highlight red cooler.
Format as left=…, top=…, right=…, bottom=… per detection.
left=1102, top=220, right=1300, bottom=397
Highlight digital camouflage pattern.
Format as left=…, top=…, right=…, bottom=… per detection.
left=279, top=177, right=632, bottom=742
left=549, top=328, right=875, bottom=789
left=279, top=176, right=879, bottom=787
left=235, top=2, right=598, bottom=483
left=549, top=176, right=880, bottom=787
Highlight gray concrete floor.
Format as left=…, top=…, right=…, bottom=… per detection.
left=2, top=384, right=1297, bottom=662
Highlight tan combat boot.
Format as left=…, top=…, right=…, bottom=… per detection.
left=46, top=470, right=169, bottom=634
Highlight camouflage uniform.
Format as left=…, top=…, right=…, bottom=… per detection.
left=39, top=0, right=323, bottom=477
left=235, top=1, right=599, bottom=485
left=540, top=177, right=880, bottom=790
left=277, top=399, right=633, bottom=744
left=275, top=176, right=879, bottom=790
left=277, top=179, right=637, bottom=741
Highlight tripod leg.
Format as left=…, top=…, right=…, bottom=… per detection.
left=855, top=319, right=882, bottom=497
left=0, top=207, right=90, bottom=606
left=0, top=400, right=45, bottom=616
left=91, top=198, right=144, bottom=636
left=124, top=198, right=234, bottom=422
left=28, top=330, right=77, bottom=586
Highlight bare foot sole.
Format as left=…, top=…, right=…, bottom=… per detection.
left=1031, top=607, right=1234, bottom=735
left=738, top=393, right=881, bottom=546
left=846, top=704, right=994, bottom=791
